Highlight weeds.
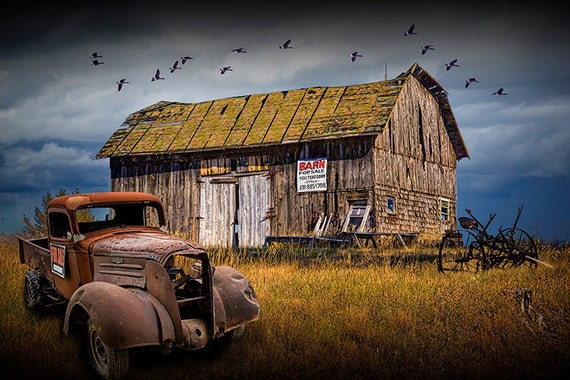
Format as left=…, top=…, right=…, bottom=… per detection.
left=1, top=236, right=569, bottom=379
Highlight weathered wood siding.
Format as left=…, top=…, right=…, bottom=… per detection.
left=109, top=155, right=273, bottom=246
left=238, top=174, right=270, bottom=247
left=199, top=177, right=235, bottom=247
left=265, top=76, right=459, bottom=236
left=266, top=140, right=375, bottom=236
left=110, top=157, right=202, bottom=240
left=372, top=75, right=458, bottom=234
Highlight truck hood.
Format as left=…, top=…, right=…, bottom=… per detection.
left=82, top=230, right=206, bottom=261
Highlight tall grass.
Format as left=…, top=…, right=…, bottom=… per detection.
left=1, top=235, right=569, bottom=379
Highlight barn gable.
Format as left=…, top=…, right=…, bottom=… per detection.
left=97, top=64, right=468, bottom=247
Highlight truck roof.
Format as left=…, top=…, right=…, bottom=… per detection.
left=48, top=192, right=163, bottom=211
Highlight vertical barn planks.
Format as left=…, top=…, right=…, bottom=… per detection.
left=238, top=175, right=270, bottom=247
left=199, top=177, right=236, bottom=247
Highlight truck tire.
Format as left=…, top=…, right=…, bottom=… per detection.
left=86, top=318, right=129, bottom=380
left=23, top=270, right=45, bottom=310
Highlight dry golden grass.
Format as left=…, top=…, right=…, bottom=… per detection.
left=1, top=235, right=569, bottom=379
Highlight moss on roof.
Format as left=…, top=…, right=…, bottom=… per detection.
left=96, top=64, right=468, bottom=160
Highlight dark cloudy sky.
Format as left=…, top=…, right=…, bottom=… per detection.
left=0, top=1, right=568, bottom=240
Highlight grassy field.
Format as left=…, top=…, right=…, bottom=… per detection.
left=1, top=235, right=569, bottom=379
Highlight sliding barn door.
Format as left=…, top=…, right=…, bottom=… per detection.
left=238, top=174, right=270, bottom=247
left=199, top=174, right=270, bottom=248
left=199, top=177, right=236, bottom=248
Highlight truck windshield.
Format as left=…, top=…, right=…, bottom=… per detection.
left=77, top=204, right=162, bottom=234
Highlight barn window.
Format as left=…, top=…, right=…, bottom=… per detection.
left=342, top=201, right=371, bottom=232
left=387, top=196, right=396, bottom=214
left=440, top=198, right=450, bottom=221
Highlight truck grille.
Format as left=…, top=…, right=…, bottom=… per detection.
left=95, top=261, right=146, bottom=288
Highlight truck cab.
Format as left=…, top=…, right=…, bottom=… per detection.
left=44, top=192, right=167, bottom=299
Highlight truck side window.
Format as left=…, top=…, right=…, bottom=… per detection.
left=49, top=212, right=72, bottom=239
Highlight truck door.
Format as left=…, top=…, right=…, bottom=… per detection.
left=47, top=210, right=82, bottom=299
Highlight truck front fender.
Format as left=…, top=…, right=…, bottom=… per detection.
left=63, top=281, right=176, bottom=350
left=213, top=266, right=260, bottom=331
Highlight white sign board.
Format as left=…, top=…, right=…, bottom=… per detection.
left=50, top=243, right=66, bottom=278
left=297, top=158, right=327, bottom=193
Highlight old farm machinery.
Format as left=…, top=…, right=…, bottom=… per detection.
left=438, top=206, right=540, bottom=273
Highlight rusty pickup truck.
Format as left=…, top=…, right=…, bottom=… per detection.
left=16, top=192, right=260, bottom=379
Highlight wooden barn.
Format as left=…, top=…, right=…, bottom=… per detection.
left=96, top=63, right=469, bottom=248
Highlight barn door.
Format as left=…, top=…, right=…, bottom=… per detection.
left=199, top=177, right=236, bottom=248
left=238, top=174, right=270, bottom=247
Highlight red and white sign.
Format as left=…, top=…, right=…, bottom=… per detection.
left=50, top=243, right=66, bottom=278
left=297, top=158, right=327, bottom=193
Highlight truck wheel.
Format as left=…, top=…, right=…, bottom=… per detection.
left=86, top=318, right=129, bottom=380
left=23, top=270, right=45, bottom=310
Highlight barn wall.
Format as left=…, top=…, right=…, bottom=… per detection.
left=265, top=138, right=376, bottom=236
left=109, top=140, right=377, bottom=240
left=371, top=75, right=458, bottom=235
left=109, top=156, right=202, bottom=240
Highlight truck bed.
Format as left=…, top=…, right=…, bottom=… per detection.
left=16, top=236, right=52, bottom=280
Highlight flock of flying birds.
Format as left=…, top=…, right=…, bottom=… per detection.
left=90, top=24, right=507, bottom=97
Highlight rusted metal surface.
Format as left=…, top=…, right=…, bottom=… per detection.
left=181, top=319, right=209, bottom=349
left=144, top=259, right=184, bottom=344
left=213, top=265, right=260, bottom=331
left=48, top=191, right=164, bottom=212
left=438, top=206, right=540, bottom=273
left=90, top=231, right=206, bottom=260
left=93, top=255, right=147, bottom=287
left=16, top=237, right=54, bottom=283
left=19, top=191, right=260, bottom=377
left=63, top=281, right=176, bottom=349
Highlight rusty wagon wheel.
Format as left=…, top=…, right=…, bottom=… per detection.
left=86, top=318, right=129, bottom=380
left=498, top=228, right=539, bottom=269
left=438, top=232, right=486, bottom=273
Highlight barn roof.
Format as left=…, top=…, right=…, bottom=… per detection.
left=96, top=63, right=469, bottom=160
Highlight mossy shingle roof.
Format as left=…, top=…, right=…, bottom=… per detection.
left=96, top=63, right=469, bottom=160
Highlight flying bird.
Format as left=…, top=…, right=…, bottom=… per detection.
left=492, top=88, right=507, bottom=95
left=220, top=66, right=233, bottom=74
left=232, top=48, right=247, bottom=53
left=445, top=59, right=460, bottom=71
left=170, top=60, right=181, bottom=73
left=350, top=51, right=363, bottom=62
left=116, top=79, right=129, bottom=92
left=90, top=52, right=102, bottom=59
left=404, top=24, right=417, bottom=36
left=151, top=69, right=165, bottom=81
left=279, top=39, right=292, bottom=49
left=465, top=78, right=479, bottom=88
left=91, top=59, right=104, bottom=66
left=180, top=56, right=193, bottom=64
left=420, top=45, right=435, bottom=55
